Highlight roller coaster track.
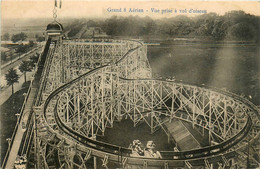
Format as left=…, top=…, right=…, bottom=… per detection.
left=5, top=38, right=259, bottom=168
left=35, top=38, right=260, bottom=168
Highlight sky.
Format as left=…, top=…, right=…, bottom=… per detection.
left=1, top=0, right=260, bottom=20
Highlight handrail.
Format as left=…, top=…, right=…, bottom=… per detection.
left=34, top=38, right=53, bottom=106
left=41, top=39, right=256, bottom=163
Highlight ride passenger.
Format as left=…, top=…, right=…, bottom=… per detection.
left=130, top=140, right=144, bottom=157
left=144, top=141, right=162, bottom=159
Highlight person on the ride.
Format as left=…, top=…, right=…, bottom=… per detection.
left=130, top=139, right=144, bottom=157
left=144, top=141, right=162, bottom=159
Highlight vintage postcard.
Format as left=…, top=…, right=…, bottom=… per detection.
left=1, top=1, right=260, bottom=169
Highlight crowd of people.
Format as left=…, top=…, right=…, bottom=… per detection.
left=129, top=140, right=162, bottom=159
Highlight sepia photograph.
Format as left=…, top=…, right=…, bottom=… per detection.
left=1, top=0, right=260, bottom=168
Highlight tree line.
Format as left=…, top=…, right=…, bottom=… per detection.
left=4, top=53, right=39, bottom=95
left=2, top=32, right=27, bottom=43
left=65, top=10, right=259, bottom=42
left=2, top=32, right=45, bottom=43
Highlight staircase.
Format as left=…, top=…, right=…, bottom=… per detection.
left=164, top=119, right=200, bottom=151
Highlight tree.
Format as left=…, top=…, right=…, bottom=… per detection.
left=28, top=40, right=34, bottom=47
left=5, top=68, right=19, bottom=95
left=11, top=32, right=27, bottom=43
left=29, top=54, right=39, bottom=68
left=2, top=33, right=10, bottom=41
left=19, top=61, right=32, bottom=83
left=1, top=52, right=7, bottom=61
left=35, top=34, right=45, bottom=42
left=87, top=20, right=96, bottom=28
left=16, top=44, right=28, bottom=54
left=101, top=16, right=118, bottom=35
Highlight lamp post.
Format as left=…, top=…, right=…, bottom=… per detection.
left=15, top=113, right=20, bottom=122
left=23, top=93, right=27, bottom=103
left=6, top=138, right=12, bottom=154
left=6, top=138, right=11, bottom=148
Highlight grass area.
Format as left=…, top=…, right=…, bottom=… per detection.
left=0, top=81, right=30, bottom=163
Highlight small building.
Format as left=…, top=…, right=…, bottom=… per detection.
left=45, top=21, right=63, bottom=40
